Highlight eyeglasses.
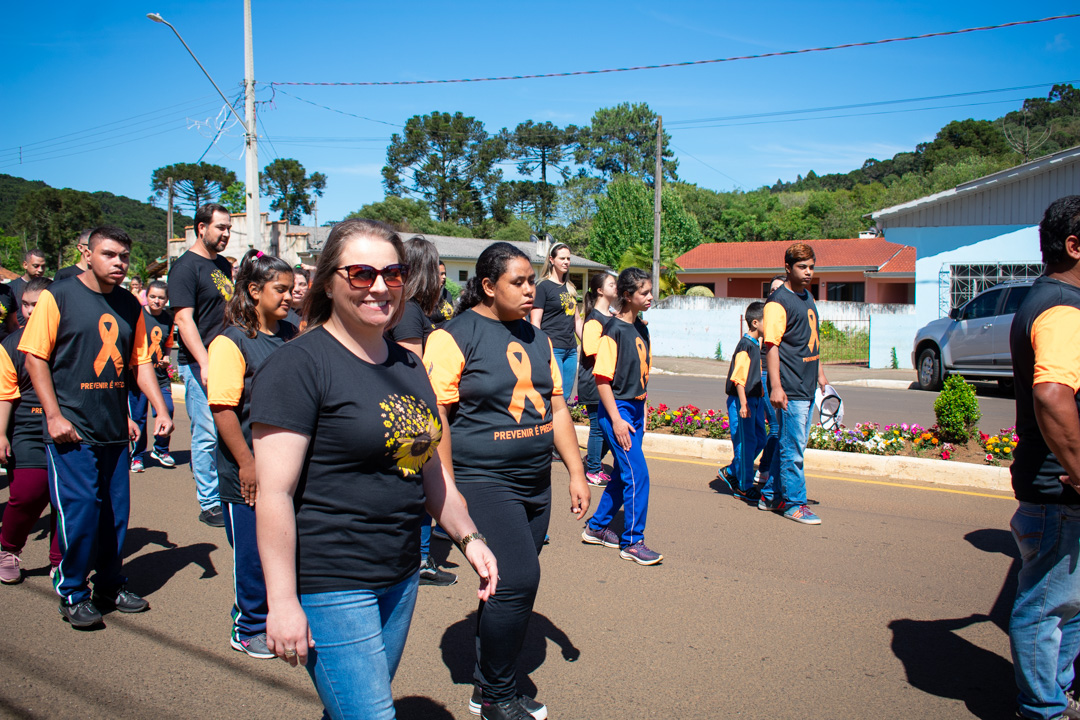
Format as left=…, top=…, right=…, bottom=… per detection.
left=336, top=263, right=409, bottom=289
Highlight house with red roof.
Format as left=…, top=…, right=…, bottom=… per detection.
left=674, top=237, right=915, bottom=305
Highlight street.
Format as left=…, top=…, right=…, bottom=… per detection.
left=0, top=411, right=1019, bottom=719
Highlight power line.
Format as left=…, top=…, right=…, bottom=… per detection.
left=670, top=143, right=744, bottom=188
left=273, top=88, right=403, bottom=127
left=268, top=14, right=1079, bottom=87
left=0, top=124, right=189, bottom=171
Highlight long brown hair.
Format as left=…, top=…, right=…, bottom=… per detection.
left=305, top=219, right=408, bottom=331
left=541, top=241, right=576, bottom=294
left=402, top=236, right=441, bottom=315
left=225, top=249, right=293, bottom=339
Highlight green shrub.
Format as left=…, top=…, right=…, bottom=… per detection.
left=444, top=278, right=461, bottom=300
left=890, top=347, right=899, bottom=369
left=714, top=341, right=723, bottom=361
left=934, top=376, right=981, bottom=443
left=686, top=285, right=714, bottom=297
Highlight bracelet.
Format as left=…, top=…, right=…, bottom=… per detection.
left=457, top=532, right=486, bottom=554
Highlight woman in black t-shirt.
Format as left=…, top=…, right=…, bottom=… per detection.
left=578, top=271, right=618, bottom=485
left=530, top=242, right=582, bottom=403
left=249, top=219, right=497, bottom=720
left=425, top=242, right=590, bottom=720
left=385, top=236, right=455, bottom=587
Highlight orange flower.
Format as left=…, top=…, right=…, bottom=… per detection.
left=931, top=438, right=938, bottom=445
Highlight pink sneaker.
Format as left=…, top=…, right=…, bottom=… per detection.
left=586, top=472, right=606, bottom=486
left=0, top=550, right=22, bottom=584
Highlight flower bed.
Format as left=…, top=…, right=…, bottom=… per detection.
left=567, top=398, right=1013, bottom=467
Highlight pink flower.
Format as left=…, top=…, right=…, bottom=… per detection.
left=986, top=454, right=993, bottom=461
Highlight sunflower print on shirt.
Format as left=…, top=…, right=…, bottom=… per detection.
left=380, top=393, right=442, bottom=476
left=560, top=289, right=576, bottom=317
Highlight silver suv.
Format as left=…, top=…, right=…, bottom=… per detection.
left=912, top=280, right=1033, bottom=391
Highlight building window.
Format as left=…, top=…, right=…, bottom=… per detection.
left=826, top=282, right=865, bottom=302
left=459, top=270, right=468, bottom=282
left=570, top=272, right=584, bottom=290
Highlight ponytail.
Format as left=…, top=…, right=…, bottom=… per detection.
left=583, top=271, right=614, bottom=317
left=225, top=249, right=293, bottom=338
left=455, top=242, right=531, bottom=314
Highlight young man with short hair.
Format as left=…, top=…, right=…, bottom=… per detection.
left=20, top=226, right=174, bottom=628
left=53, top=229, right=92, bottom=282
left=760, top=243, right=828, bottom=525
left=168, top=203, right=234, bottom=527
left=1008, top=196, right=1080, bottom=720
left=9, top=249, right=48, bottom=326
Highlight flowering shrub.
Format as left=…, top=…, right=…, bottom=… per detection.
left=568, top=397, right=589, bottom=424
left=808, top=422, right=905, bottom=455
left=913, top=429, right=941, bottom=453
left=941, top=443, right=954, bottom=461
left=980, top=427, right=1018, bottom=465
left=164, top=360, right=182, bottom=385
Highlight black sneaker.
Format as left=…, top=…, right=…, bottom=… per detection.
left=59, top=599, right=103, bottom=628
left=419, top=556, right=457, bottom=586
left=480, top=697, right=543, bottom=720
left=94, top=586, right=150, bottom=613
left=470, top=687, right=547, bottom=719
left=199, top=505, right=225, bottom=527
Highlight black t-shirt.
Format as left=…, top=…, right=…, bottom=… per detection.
left=167, top=251, right=234, bottom=365
left=386, top=299, right=435, bottom=352
left=0, top=284, right=16, bottom=342
left=250, top=327, right=441, bottom=593
left=143, top=308, right=175, bottom=387
left=593, top=316, right=650, bottom=401
left=429, top=287, right=455, bottom=327
left=534, top=279, right=577, bottom=349
left=0, top=329, right=44, bottom=469
left=53, top=265, right=84, bottom=282
left=19, top=281, right=148, bottom=445
left=208, top=322, right=296, bottom=504
left=726, top=334, right=764, bottom=398
left=576, top=309, right=610, bottom=406
left=425, top=310, right=561, bottom=489
left=285, top=307, right=302, bottom=328
left=8, top=277, right=28, bottom=327
left=763, top=286, right=820, bottom=401
left=1009, top=276, right=1080, bottom=504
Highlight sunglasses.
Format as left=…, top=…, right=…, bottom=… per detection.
left=336, top=263, right=409, bottom=289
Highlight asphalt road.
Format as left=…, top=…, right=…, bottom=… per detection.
left=647, top=374, right=1018, bottom=434
left=0, top=412, right=1020, bottom=719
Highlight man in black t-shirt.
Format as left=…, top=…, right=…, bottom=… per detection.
left=8, top=248, right=47, bottom=327
left=54, top=229, right=92, bottom=282
left=167, top=203, right=234, bottom=528
left=0, top=284, right=17, bottom=343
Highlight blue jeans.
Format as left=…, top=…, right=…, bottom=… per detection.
left=419, top=512, right=432, bottom=560
left=584, top=404, right=611, bottom=475
left=179, top=363, right=219, bottom=510
left=726, top=395, right=767, bottom=492
left=1010, top=501, right=1080, bottom=720
left=301, top=574, right=419, bottom=720
left=758, top=373, right=778, bottom=477
left=552, top=346, right=577, bottom=402
left=763, top=399, right=812, bottom=507
left=588, top=399, right=650, bottom=548
left=128, top=384, right=174, bottom=459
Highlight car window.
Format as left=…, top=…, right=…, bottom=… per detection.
left=1001, top=286, right=1031, bottom=316
left=961, top=289, right=1004, bottom=320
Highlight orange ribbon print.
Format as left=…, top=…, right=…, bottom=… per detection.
left=148, top=326, right=163, bottom=362
left=506, top=342, right=545, bottom=423
left=635, top=337, right=650, bottom=390
left=93, top=314, right=124, bottom=377
left=806, top=309, right=819, bottom=353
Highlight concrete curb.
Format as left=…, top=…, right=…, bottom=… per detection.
left=831, top=379, right=915, bottom=390
left=573, top=424, right=1011, bottom=493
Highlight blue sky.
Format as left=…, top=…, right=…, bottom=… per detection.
left=1, top=1, right=1076, bottom=225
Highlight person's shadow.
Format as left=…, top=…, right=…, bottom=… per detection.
left=120, top=527, right=218, bottom=598
left=440, top=611, right=580, bottom=699
left=394, top=696, right=455, bottom=719
left=888, top=528, right=1020, bottom=720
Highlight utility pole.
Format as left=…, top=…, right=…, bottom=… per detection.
left=652, top=115, right=663, bottom=296
left=166, top=177, right=175, bottom=275
left=243, top=0, right=261, bottom=251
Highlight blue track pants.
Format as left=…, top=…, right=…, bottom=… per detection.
left=587, top=398, right=650, bottom=548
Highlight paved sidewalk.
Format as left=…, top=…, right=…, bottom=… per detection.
left=652, top=356, right=915, bottom=384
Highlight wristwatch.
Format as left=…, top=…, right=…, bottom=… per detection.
left=457, top=532, right=487, bottom=554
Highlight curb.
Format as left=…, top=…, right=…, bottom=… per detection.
left=573, top=425, right=1011, bottom=493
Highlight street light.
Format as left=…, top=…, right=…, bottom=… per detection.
left=147, top=8, right=261, bottom=251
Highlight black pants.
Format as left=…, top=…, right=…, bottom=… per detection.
left=458, top=480, right=551, bottom=703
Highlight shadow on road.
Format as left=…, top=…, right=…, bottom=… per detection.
left=440, top=611, right=580, bottom=698
left=122, top=527, right=218, bottom=597
left=888, top=528, right=1020, bottom=720
left=395, top=696, right=455, bottom=719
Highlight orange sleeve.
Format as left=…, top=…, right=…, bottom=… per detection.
left=548, top=338, right=563, bottom=397
left=0, top=346, right=20, bottom=401
left=207, top=335, right=246, bottom=407
left=164, top=325, right=176, bottom=350
left=129, top=312, right=152, bottom=366
left=423, top=329, right=466, bottom=405
left=730, top=351, right=750, bottom=387
left=17, top=290, right=60, bottom=360
left=1031, top=306, right=1080, bottom=392
left=593, top=335, right=618, bottom=382
left=581, top=318, right=603, bottom=358
left=763, top=301, right=787, bottom=347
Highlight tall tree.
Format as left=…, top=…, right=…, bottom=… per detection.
left=505, top=121, right=575, bottom=231
left=575, top=103, right=677, bottom=184
left=13, top=188, right=102, bottom=268
left=588, top=176, right=700, bottom=270
left=259, top=159, right=327, bottom=224
left=382, top=112, right=504, bottom=226
left=219, top=181, right=247, bottom=214
left=150, top=162, right=237, bottom=215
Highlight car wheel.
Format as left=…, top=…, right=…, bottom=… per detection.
left=916, top=347, right=943, bottom=391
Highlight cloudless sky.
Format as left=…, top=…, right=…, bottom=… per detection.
left=1, top=1, right=1076, bottom=226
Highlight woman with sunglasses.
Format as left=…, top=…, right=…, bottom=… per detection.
left=250, top=219, right=498, bottom=720
left=530, top=242, right=581, bottom=406
left=425, top=242, right=590, bottom=720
